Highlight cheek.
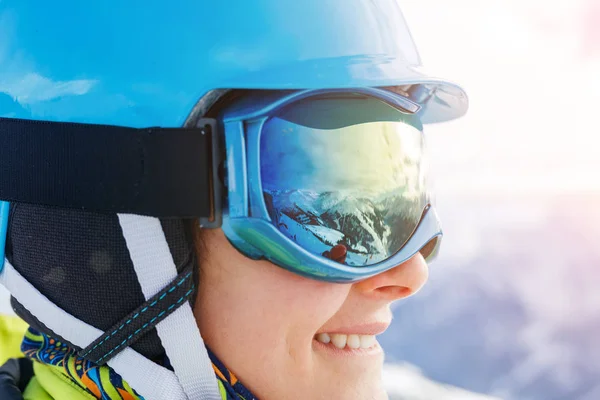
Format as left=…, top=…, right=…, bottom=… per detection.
left=195, top=237, right=352, bottom=367
left=267, top=272, right=352, bottom=334
left=234, top=260, right=352, bottom=337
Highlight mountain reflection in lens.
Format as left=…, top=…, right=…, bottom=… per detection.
left=260, top=94, right=429, bottom=267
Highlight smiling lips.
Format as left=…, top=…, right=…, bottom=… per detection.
left=313, top=322, right=388, bottom=350
left=315, top=333, right=377, bottom=349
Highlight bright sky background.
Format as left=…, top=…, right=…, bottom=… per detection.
left=401, top=0, right=600, bottom=196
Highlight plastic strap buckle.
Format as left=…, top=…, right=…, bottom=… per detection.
left=197, top=118, right=222, bottom=229
left=0, top=202, right=9, bottom=273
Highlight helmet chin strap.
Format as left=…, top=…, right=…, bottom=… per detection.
left=117, top=214, right=221, bottom=400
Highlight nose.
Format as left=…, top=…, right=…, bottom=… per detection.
left=353, top=253, right=429, bottom=302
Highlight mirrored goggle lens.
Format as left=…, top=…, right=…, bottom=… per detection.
left=260, top=94, right=429, bottom=267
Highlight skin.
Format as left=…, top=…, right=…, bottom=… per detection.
left=194, top=228, right=429, bottom=400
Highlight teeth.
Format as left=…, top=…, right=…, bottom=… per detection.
left=330, top=334, right=347, bottom=349
left=360, top=334, right=377, bottom=348
left=316, top=333, right=330, bottom=344
left=347, top=334, right=360, bottom=349
left=315, top=333, right=377, bottom=349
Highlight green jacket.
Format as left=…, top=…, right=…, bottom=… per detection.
left=1, top=315, right=94, bottom=399
left=0, top=314, right=254, bottom=400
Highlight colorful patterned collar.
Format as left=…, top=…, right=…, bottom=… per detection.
left=21, top=327, right=257, bottom=400
left=207, top=348, right=257, bottom=400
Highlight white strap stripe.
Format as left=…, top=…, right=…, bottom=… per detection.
left=156, top=303, right=219, bottom=398
left=118, top=215, right=177, bottom=298
left=118, top=214, right=221, bottom=400
left=0, top=259, right=187, bottom=400
left=0, top=260, right=99, bottom=347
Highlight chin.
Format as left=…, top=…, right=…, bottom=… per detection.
left=333, top=383, right=388, bottom=400
left=318, top=368, right=388, bottom=400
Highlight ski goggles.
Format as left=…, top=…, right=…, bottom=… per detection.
left=217, top=88, right=442, bottom=282
left=0, top=87, right=441, bottom=282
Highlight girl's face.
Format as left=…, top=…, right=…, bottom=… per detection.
left=194, top=228, right=429, bottom=400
